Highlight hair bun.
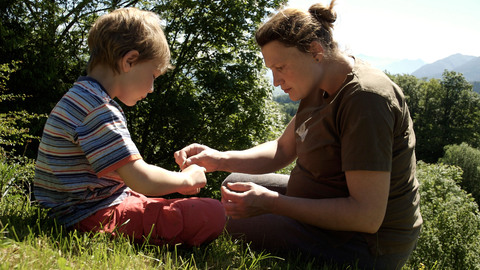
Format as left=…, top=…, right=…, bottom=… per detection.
left=308, top=1, right=337, bottom=24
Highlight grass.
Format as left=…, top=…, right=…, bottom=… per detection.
left=1, top=190, right=346, bottom=270
left=0, top=158, right=340, bottom=269
left=1, top=160, right=443, bottom=270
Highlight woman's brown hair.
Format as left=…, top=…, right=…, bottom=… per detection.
left=255, top=1, right=337, bottom=53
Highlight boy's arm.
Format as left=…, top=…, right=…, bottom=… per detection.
left=116, top=159, right=207, bottom=196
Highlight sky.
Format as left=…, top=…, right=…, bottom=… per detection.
left=285, top=0, right=480, bottom=63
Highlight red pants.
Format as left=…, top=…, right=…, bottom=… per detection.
left=74, top=191, right=226, bottom=246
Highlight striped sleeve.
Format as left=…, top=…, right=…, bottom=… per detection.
left=76, top=102, right=141, bottom=177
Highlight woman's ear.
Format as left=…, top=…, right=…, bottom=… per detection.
left=120, top=50, right=140, bottom=72
left=309, top=41, right=324, bottom=62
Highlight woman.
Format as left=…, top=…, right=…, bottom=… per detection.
left=175, top=1, right=422, bottom=268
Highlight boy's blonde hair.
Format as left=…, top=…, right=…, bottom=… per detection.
left=87, top=7, right=172, bottom=74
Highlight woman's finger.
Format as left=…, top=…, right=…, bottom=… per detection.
left=226, top=182, right=252, bottom=192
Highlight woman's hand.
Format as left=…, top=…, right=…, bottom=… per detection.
left=221, top=182, right=279, bottom=219
left=174, top=143, right=224, bottom=172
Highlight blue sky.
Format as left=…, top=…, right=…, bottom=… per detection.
left=286, top=0, right=480, bottom=63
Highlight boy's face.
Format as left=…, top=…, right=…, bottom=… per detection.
left=117, top=58, right=163, bottom=106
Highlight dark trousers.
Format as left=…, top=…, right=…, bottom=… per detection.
left=222, top=173, right=415, bottom=270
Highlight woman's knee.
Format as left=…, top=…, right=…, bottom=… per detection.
left=222, top=173, right=289, bottom=194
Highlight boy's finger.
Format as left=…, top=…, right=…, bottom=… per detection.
left=197, top=166, right=207, bottom=173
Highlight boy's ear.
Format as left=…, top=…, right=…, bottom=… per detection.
left=121, top=50, right=140, bottom=72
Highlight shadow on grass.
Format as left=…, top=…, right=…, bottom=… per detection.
left=0, top=195, right=351, bottom=269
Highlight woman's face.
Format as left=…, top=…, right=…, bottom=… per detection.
left=261, top=41, right=322, bottom=101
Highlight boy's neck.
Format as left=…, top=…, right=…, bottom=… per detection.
left=87, top=65, right=118, bottom=99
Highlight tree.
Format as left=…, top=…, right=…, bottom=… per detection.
left=391, top=71, right=480, bottom=162
left=274, top=94, right=300, bottom=124
left=0, top=0, right=140, bottom=157
left=440, top=143, right=480, bottom=206
left=406, top=162, right=480, bottom=269
left=388, top=73, right=423, bottom=120
left=413, top=78, right=445, bottom=162
left=0, top=61, right=46, bottom=159
left=124, top=0, right=287, bottom=172
left=442, top=72, right=480, bottom=149
left=0, top=61, right=42, bottom=202
left=1, top=0, right=287, bottom=167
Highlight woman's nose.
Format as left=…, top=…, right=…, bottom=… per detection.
left=273, top=74, right=283, bottom=87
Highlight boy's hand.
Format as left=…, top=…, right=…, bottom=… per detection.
left=174, top=143, right=223, bottom=172
left=178, top=164, right=207, bottom=195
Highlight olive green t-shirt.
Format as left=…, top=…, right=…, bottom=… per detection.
left=286, top=59, right=423, bottom=255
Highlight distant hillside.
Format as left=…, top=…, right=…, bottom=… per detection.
left=357, top=54, right=425, bottom=74
left=383, top=59, right=426, bottom=75
left=412, top=54, right=480, bottom=81
left=456, top=57, right=480, bottom=82
left=473, top=82, right=480, bottom=93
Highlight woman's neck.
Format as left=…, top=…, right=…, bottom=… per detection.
left=321, top=52, right=354, bottom=96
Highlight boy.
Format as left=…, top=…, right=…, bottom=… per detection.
left=33, top=7, right=225, bottom=246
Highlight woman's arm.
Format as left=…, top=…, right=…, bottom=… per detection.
left=175, top=116, right=298, bottom=174
left=222, top=170, right=390, bottom=233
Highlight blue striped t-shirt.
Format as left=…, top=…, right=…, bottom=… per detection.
left=34, top=77, right=142, bottom=227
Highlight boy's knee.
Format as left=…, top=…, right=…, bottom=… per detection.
left=178, top=198, right=226, bottom=246
left=200, top=198, right=226, bottom=231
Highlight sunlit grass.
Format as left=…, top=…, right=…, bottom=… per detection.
left=1, top=192, right=332, bottom=269
left=1, top=160, right=445, bottom=270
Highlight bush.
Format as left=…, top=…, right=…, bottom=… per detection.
left=1, top=61, right=46, bottom=160
left=439, top=142, right=480, bottom=205
left=406, top=162, right=480, bottom=269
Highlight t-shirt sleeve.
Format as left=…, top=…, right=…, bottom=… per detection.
left=339, top=91, right=394, bottom=172
left=76, top=103, right=142, bottom=177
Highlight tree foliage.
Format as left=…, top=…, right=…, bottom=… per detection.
left=0, top=0, right=143, bottom=157
left=274, top=94, right=299, bottom=125
left=123, top=0, right=287, bottom=170
left=1, top=0, right=288, bottom=197
left=406, top=162, right=480, bottom=269
left=0, top=61, right=46, bottom=159
left=440, top=143, right=480, bottom=206
left=390, top=71, right=480, bottom=162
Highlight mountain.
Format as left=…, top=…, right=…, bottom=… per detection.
left=455, top=57, right=480, bottom=82
left=383, top=59, right=426, bottom=75
left=412, top=54, right=479, bottom=80
left=357, top=54, right=425, bottom=74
